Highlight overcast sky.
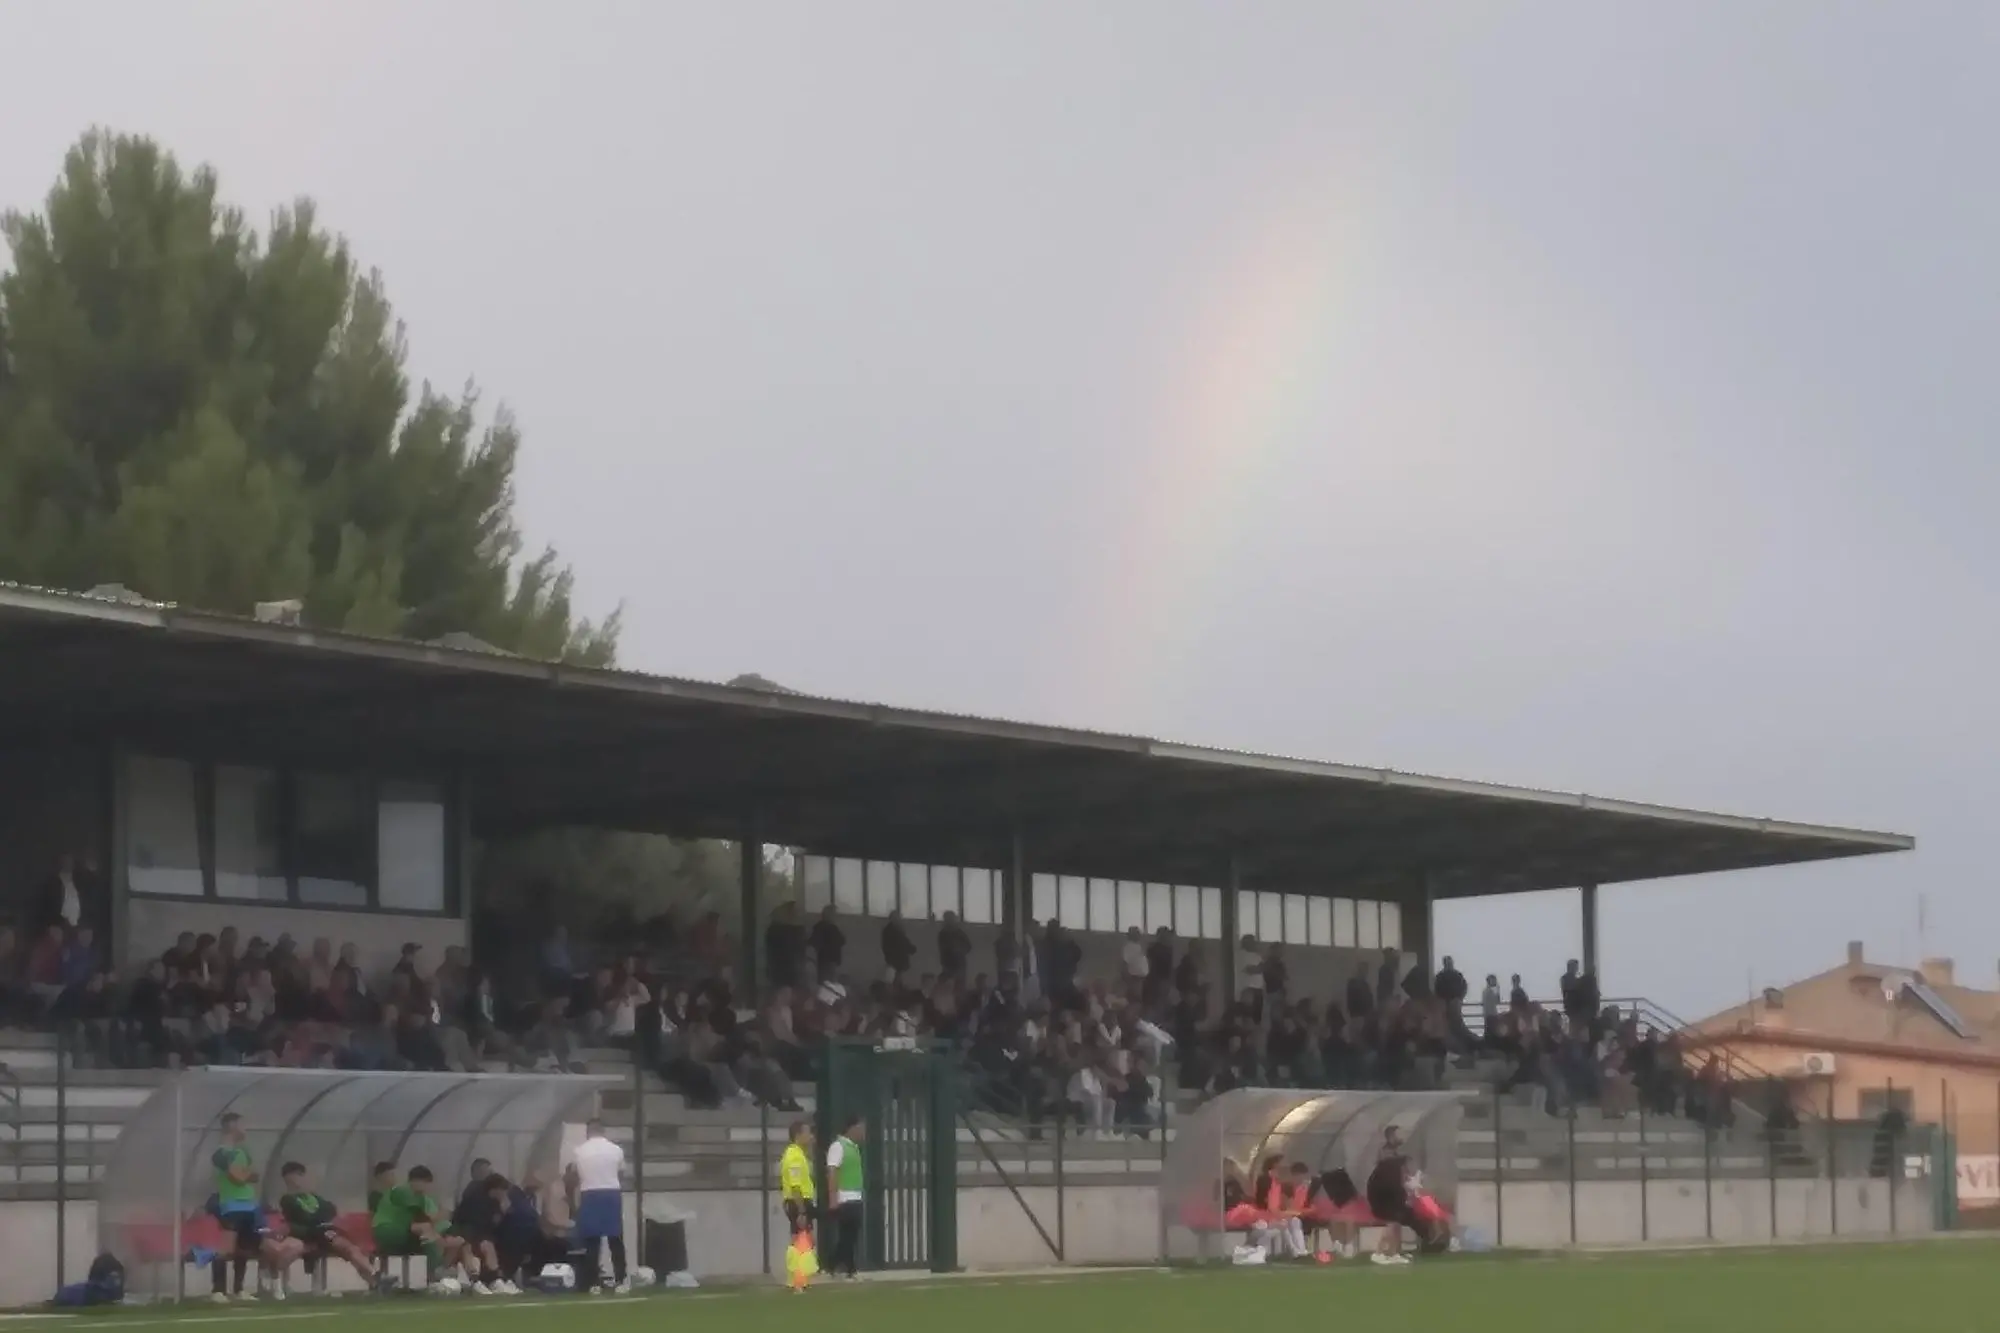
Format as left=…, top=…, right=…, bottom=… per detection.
left=5, top=1, right=1994, bottom=1016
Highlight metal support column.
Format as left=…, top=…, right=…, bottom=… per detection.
left=1008, top=831, right=1027, bottom=947
left=1579, top=883, right=1600, bottom=980
left=1419, top=871, right=1439, bottom=977
left=1220, top=856, right=1242, bottom=1007
left=739, top=828, right=762, bottom=1000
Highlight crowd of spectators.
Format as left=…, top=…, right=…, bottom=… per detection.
left=0, top=876, right=1738, bottom=1135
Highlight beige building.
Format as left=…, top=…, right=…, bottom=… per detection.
left=1692, top=943, right=2000, bottom=1208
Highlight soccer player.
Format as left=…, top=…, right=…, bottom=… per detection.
left=208, top=1112, right=303, bottom=1302
left=779, top=1121, right=818, bottom=1291
left=371, top=1165, right=467, bottom=1288
left=824, top=1115, right=866, bottom=1278
left=571, top=1118, right=628, bottom=1291
left=277, top=1162, right=385, bottom=1292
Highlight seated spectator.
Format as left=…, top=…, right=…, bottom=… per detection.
left=27, top=924, right=66, bottom=1013
left=343, top=1004, right=409, bottom=1072
left=522, top=999, right=583, bottom=1073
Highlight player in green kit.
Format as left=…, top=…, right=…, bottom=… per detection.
left=371, top=1166, right=467, bottom=1288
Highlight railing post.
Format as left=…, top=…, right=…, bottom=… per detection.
left=631, top=1052, right=646, bottom=1259
left=1766, top=1109, right=1778, bottom=1239
left=55, top=1024, right=67, bottom=1289
left=1827, top=1079, right=1838, bottom=1236
left=170, top=1078, right=185, bottom=1302
left=1156, top=1085, right=1170, bottom=1263
left=759, top=1098, right=772, bottom=1276
left=1566, top=1101, right=1577, bottom=1246
left=1054, top=1101, right=1067, bottom=1261
left=1492, top=1082, right=1504, bottom=1248
left=1887, top=1077, right=1898, bottom=1234
left=1702, top=1118, right=1713, bottom=1241
left=1637, top=1097, right=1649, bottom=1242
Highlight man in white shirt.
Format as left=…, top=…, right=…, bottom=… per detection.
left=1120, top=928, right=1149, bottom=985
left=1236, top=935, right=1265, bottom=1022
left=570, top=1119, right=628, bottom=1291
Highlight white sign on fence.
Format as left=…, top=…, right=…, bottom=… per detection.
left=1956, top=1154, right=1999, bottom=1203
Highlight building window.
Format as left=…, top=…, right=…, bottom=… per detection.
left=898, top=863, right=929, bottom=919
left=1357, top=899, right=1381, bottom=950
left=832, top=859, right=865, bottom=913
left=1031, top=873, right=1057, bottom=924
left=1332, top=898, right=1357, bottom=947
left=1058, top=876, right=1088, bottom=930
left=961, top=868, right=994, bottom=924
left=1200, top=886, right=1223, bottom=940
left=293, top=772, right=371, bottom=908
left=1306, top=897, right=1332, bottom=947
left=377, top=780, right=447, bottom=913
left=213, top=765, right=286, bottom=901
left=1174, top=885, right=1201, bottom=937
left=124, top=756, right=204, bottom=897
left=1378, top=901, right=1402, bottom=951
left=864, top=861, right=897, bottom=916
left=801, top=856, right=833, bottom=914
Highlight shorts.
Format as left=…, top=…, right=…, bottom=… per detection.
left=575, top=1189, right=621, bottom=1241
left=220, top=1210, right=266, bottom=1252
left=783, top=1198, right=816, bottom=1233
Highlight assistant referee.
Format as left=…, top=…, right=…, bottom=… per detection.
left=780, top=1121, right=816, bottom=1232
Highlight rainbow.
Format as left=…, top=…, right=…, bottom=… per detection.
left=1074, top=191, right=1355, bottom=719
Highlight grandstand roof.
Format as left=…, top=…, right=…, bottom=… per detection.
left=0, top=582, right=1912, bottom=898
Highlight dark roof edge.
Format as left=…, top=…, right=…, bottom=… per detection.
left=0, top=581, right=1918, bottom=852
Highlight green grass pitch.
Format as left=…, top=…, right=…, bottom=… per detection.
left=56, top=1244, right=1991, bottom=1333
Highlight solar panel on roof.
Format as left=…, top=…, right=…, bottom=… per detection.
left=1902, top=975, right=1977, bottom=1039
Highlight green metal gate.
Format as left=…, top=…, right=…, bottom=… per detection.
left=818, top=1037, right=958, bottom=1273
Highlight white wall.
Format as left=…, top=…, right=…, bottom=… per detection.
left=125, top=898, right=465, bottom=982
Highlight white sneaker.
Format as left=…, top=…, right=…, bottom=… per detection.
left=1370, top=1252, right=1394, bottom=1266
left=498, top=1280, right=521, bottom=1295
left=614, top=1279, right=631, bottom=1294
left=210, top=1293, right=231, bottom=1305
left=272, top=1285, right=287, bottom=1302
left=1391, top=1254, right=1412, bottom=1265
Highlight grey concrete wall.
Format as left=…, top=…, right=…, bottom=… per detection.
left=21, top=1175, right=1939, bottom=1308
left=1452, top=1177, right=1936, bottom=1248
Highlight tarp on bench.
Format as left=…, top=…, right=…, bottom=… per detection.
left=98, top=1068, right=614, bottom=1300
left=1161, top=1087, right=1466, bottom=1261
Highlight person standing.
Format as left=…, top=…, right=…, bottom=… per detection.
left=779, top=1121, right=818, bottom=1291
left=210, top=1112, right=302, bottom=1301
left=824, top=1115, right=866, bottom=1278
left=571, top=1118, right=629, bottom=1291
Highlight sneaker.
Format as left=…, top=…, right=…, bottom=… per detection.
left=1370, top=1252, right=1394, bottom=1266
left=499, top=1280, right=522, bottom=1296
left=210, top=1293, right=231, bottom=1305
left=472, top=1282, right=497, bottom=1296
left=614, top=1279, right=631, bottom=1294
left=272, top=1285, right=288, bottom=1302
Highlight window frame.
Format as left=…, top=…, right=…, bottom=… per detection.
left=119, top=751, right=461, bottom=918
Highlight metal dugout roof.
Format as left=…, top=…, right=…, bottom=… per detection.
left=0, top=583, right=1912, bottom=897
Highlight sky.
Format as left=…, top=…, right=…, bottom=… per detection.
left=3, top=1, right=1995, bottom=1017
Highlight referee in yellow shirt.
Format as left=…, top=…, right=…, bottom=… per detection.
left=780, top=1121, right=818, bottom=1290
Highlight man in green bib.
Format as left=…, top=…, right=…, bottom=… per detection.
left=208, top=1112, right=302, bottom=1301
left=824, top=1115, right=866, bottom=1278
